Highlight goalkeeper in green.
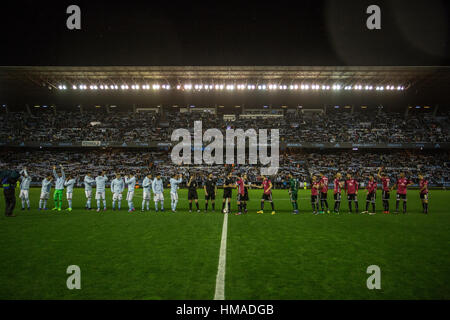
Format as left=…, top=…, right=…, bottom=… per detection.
left=288, top=173, right=300, bottom=214
left=52, top=165, right=65, bottom=211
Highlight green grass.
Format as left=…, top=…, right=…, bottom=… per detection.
left=0, top=188, right=449, bottom=300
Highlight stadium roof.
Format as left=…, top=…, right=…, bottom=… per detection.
left=1, top=66, right=449, bottom=110
left=1, top=66, right=450, bottom=90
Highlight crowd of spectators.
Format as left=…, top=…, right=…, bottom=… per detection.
left=1, top=149, right=448, bottom=188
left=1, top=107, right=447, bottom=188
left=0, top=108, right=448, bottom=144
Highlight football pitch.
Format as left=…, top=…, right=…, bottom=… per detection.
left=0, top=188, right=449, bottom=300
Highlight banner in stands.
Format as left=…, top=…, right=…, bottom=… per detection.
left=81, top=141, right=102, bottom=147
left=284, top=142, right=450, bottom=149
left=1, top=141, right=450, bottom=149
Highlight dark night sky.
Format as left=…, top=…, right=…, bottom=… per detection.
left=0, top=0, right=449, bottom=66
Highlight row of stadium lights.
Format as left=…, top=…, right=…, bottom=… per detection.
left=28, top=104, right=432, bottom=109
left=57, top=83, right=405, bottom=91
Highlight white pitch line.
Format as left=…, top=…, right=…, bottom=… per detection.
left=214, top=212, right=228, bottom=300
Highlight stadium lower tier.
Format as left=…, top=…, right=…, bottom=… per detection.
left=0, top=149, right=448, bottom=186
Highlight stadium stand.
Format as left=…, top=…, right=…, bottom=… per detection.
left=0, top=107, right=448, bottom=144
left=0, top=149, right=448, bottom=187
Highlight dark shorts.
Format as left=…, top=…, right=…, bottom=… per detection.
left=311, top=195, right=318, bottom=203
left=366, top=192, right=376, bottom=202
left=261, top=193, right=272, bottom=201
left=223, top=189, right=232, bottom=199
left=382, top=190, right=390, bottom=200
left=320, top=192, right=328, bottom=200
left=290, top=191, right=298, bottom=201
left=334, top=193, right=341, bottom=201
left=396, top=193, right=407, bottom=201
left=242, top=191, right=249, bottom=201
left=237, top=193, right=247, bottom=202
left=420, top=193, right=428, bottom=200
left=205, top=192, right=215, bottom=201
left=347, top=194, right=357, bottom=201
left=188, top=189, right=198, bottom=200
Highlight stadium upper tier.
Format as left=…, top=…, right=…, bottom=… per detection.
left=0, top=107, right=449, bottom=145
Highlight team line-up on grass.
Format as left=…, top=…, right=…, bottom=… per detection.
left=13, top=164, right=431, bottom=216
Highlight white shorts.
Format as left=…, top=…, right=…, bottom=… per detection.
left=126, top=191, right=135, bottom=201
left=154, top=193, right=164, bottom=202
left=95, top=191, right=106, bottom=200
left=170, top=192, right=178, bottom=201
left=66, top=192, right=73, bottom=200
left=85, top=190, right=92, bottom=198
left=112, top=192, right=123, bottom=201
left=143, top=190, right=151, bottom=200
left=19, top=190, right=29, bottom=199
left=40, top=192, right=50, bottom=200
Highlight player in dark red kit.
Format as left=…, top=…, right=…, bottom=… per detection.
left=319, top=173, right=330, bottom=214
left=257, top=175, right=275, bottom=215
left=242, top=174, right=250, bottom=213
left=333, top=173, right=343, bottom=213
left=311, top=175, right=320, bottom=214
left=344, top=173, right=359, bottom=213
left=418, top=174, right=429, bottom=214
left=377, top=167, right=391, bottom=214
left=362, top=175, right=377, bottom=215
left=235, top=174, right=245, bottom=215
left=392, top=172, right=414, bottom=214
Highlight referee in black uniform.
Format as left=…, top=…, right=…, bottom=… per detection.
left=187, top=173, right=200, bottom=212
left=222, top=172, right=233, bottom=213
left=1, top=170, right=20, bottom=217
left=204, top=173, right=217, bottom=212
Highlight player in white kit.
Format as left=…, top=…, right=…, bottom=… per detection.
left=124, top=174, right=136, bottom=212
left=84, top=173, right=95, bottom=210
left=152, top=174, right=164, bottom=212
left=111, top=173, right=125, bottom=211
left=39, top=175, right=53, bottom=210
left=142, top=174, right=153, bottom=212
left=95, top=171, right=108, bottom=212
left=19, top=167, right=31, bottom=210
left=64, top=175, right=76, bottom=212
left=169, top=174, right=182, bottom=212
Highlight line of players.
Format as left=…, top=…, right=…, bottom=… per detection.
left=308, top=168, right=429, bottom=215
left=17, top=167, right=275, bottom=215
left=34, top=165, right=172, bottom=213
left=16, top=165, right=430, bottom=215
